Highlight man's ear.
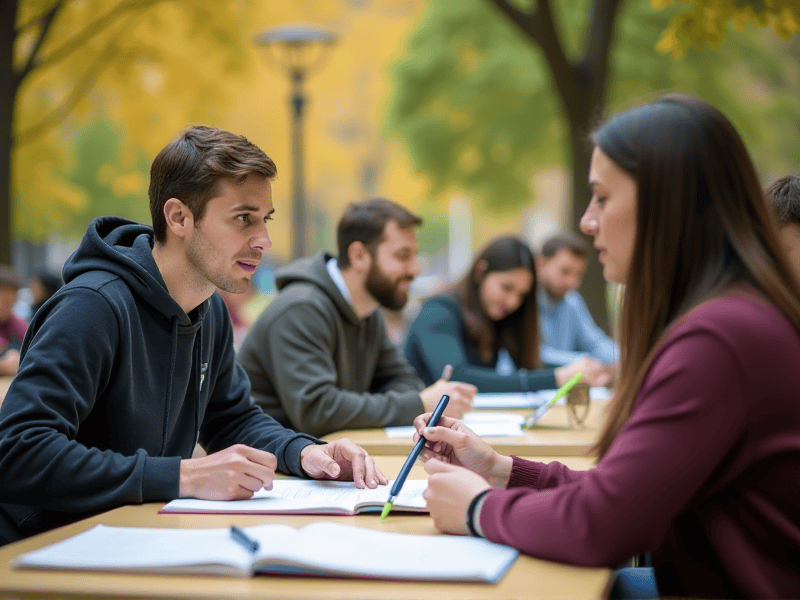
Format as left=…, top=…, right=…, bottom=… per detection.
left=163, top=198, right=192, bottom=240
left=347, top=241, right=371, bottom=273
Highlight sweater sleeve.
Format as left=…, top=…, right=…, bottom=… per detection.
left=252, top=302, right=424, bottom=437
left=404, top=297, right=557, bottom=392
left=370, top=312, right=426, bottom=396
left=479, top=325, right=749, bottom=567
left=0, top=290, right=180, bottom=512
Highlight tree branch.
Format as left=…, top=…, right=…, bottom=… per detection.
left=15, top=0, right=66, bottom=86
left=580, top=0, right=624, bottom=106
left=486, top=0, right=579, bottom=120
left=14, top=34, right=127, bottom=146
left=26, top=0, right=166, bottom=76
left=486, top=0, right=541, bottom=44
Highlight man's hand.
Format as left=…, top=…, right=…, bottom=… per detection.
left=300, top=440, right=389, bottom=489
left=555, top=356, right=611, bottom=388
left=421, top=380, right=476, bottom=419
left=0, top=349, right=20, bottom=377
left=424, top=459, right=492, bottom=535
left=179, top=444, right=277, bottom=500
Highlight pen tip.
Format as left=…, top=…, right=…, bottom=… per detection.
left=379, top=502, right=393, bottom=521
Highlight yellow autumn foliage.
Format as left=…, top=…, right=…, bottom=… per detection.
left=655, top=0, right=800, bottom=57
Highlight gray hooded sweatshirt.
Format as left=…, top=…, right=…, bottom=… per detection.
left=237, top=251, right=425, bottom=437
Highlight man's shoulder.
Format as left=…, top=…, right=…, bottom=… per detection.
left=249, top=282, right=338, bottom=335
left=269, top=280, right=336, bottom=315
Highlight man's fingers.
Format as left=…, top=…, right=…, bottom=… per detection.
left=235, top=445, right=278, bottom=470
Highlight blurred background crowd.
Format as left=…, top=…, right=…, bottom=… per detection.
left=2, top=0, right=799, bottom=364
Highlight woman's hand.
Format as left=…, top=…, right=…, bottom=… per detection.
left=412, top=413, right=512, bottom=487
left=424, top=459, right=491, bottom=535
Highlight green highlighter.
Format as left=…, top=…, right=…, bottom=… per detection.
left=522, top=373, right=583, bottom=429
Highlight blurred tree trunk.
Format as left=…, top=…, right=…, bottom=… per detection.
left=486, top=0, right=623, bottom=332
left=0, top=1, right=17, bottom=265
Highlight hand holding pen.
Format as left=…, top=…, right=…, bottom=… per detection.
left=381, top=394, right=450, bottom=520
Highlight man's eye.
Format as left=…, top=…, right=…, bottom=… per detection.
left=237, top=214, right=251, bottom=224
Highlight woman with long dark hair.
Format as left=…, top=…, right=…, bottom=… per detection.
left=404, top=235, right=611, bottom=392
left=414, top=94, right=800, bottom=598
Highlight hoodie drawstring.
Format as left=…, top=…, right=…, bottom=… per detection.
left=160, top=317, right=179, bottom=455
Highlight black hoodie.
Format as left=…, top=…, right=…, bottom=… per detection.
left=0, top=217, right=317, bottom=544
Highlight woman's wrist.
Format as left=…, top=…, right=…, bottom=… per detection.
left=466, top=489, right=491, bottom=537
left=486, top=453, right=513, bottom=488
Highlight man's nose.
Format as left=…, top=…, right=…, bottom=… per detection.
left=251, top=221, right=272, bottom=252
left=409, top=256, right=423, bottom=277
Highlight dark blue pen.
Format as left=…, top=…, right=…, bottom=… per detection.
left=230, top=525, right=259, bottom=554
left=380, top=394, right=450, bottom=520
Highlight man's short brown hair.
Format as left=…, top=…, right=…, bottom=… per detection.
left=149, top=125, right=277, bottom=243
left=540, top=232, right=590, bottom=260
left=0, top=265, right=20, bottom=290
left=336, top=198, right=422, bottom=268
left=765, top=175, right=800, bottom=227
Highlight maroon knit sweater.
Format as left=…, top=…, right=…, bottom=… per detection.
left=480, top=292, right=800, bottom=598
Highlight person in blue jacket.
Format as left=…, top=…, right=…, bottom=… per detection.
left=404, top=236, right=611, bottom=393
left=0, top=125, right=386, bottom=546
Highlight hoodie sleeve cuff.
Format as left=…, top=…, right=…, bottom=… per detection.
left=142, top=455, right=182, bottom=501
left=282, top=435, right=324, bottom=478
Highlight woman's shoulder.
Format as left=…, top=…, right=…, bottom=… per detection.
left=414, top=293, right=460, bottom=312
left=410, top=294, right=464, bottom=326
left=668, top=289, right=797, bottom=352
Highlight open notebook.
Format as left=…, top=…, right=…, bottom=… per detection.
left=15, top=522, right=519, bottom=582
left=160, top=479, right=428, bottom=515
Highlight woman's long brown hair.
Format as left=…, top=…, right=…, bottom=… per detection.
left=448, top=236, right=542, bottom=370
left=593, top=94, right=800, bottom=459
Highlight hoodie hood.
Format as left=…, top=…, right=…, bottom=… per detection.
left=63, top=216, right=196, bottom=325
left=274, top=251, right=359, bottom=324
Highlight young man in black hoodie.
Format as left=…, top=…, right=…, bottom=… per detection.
left=0, top=126, right=386, bottom=546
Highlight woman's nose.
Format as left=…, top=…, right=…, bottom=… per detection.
left=580, top=207, right=598, bottom=236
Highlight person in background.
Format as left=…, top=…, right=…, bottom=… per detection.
left=765, top=175, right=800, bottom=281
left=27, top=271, right=63, bottom=320
left=0, top=266, right=27, bottom=377
left=414, top=94, right=800, bottom=598
left=0, top=126, right=386, bottom=547
left=403, top=236, right=611, bottom=393
left=237, top=198, right=476, bottom=438
left=536, top=232, right=618, bottom=369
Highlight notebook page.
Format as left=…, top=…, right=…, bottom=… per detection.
left=161, top=478, right=427, bottom=514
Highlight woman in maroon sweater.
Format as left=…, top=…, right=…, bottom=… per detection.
left=415, top=94, right=800, bottom=598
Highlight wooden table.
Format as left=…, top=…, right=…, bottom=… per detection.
left=0, top=376, right=11, bottom=408
left=0, top=455, right=609, bottom=600
left=323, top=400, right=608, bottom=457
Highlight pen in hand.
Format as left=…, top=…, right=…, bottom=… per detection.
left=230, top=525, right=259, bottom=554
left=380, top=394, right=450, bottom=521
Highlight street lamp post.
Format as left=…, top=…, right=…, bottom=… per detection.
left=254, top=24, right=337, bottom=260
